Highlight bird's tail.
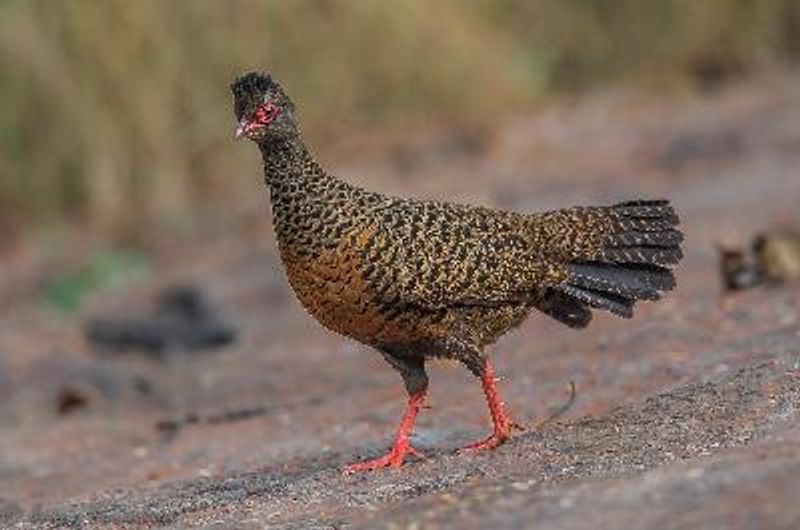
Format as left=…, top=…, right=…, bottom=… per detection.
left=541, top=200, right=683, bottom=322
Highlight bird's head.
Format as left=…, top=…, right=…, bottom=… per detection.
left=231, top=72, right=297, bottom=143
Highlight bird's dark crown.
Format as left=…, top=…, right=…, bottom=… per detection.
left=231, top=71, right=297, bottom=142
left=232, top=71, right=271, bottom=101
left=231, top=72, right=276, bottom=120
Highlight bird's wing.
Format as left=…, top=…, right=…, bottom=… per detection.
left=354, top=197, right=682, bottom=317
left=357, top=199, right=566, bottom=311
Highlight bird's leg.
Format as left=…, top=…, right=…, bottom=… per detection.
left=461, top=357, right=520, bottom=451
left=343, top=390, right=427, bottom=473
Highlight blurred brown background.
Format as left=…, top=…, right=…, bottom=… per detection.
left=2, top=2, right=800, bottom=528
left=2, top=0, right=798, bottom=236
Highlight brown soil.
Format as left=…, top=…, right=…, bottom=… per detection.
left=2, top=73, right=800, bottom=529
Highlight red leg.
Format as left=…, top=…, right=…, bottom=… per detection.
left=461, top=357, right=519, bottom=452
left=343, top=390, right=427, bottom=473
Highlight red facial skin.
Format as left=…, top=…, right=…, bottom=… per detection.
left=238, top=101, right=279, bottom=138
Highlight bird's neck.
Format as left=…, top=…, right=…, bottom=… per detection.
left=258, top=135, right=324, bottom=188
left=256, top=135, right=348, bottom=252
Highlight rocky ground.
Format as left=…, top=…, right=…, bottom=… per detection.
left=1, top=73, right=800, bottom=529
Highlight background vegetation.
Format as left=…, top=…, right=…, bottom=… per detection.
left=1, top=0, right=798, bottom=237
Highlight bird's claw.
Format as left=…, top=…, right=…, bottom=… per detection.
left=460, top=411, right=523, bottom=453
left=459, top=431, right=509, bottom=453
left=343, top=444, right=425, bottom=473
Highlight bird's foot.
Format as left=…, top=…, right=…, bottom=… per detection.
left=460, top=357, right=525, bottom=453
left=344, top=442, right=425, bottom=473
left=343, top=390, right=427, bottom=473
left=460, top=431, right=508, bottom=452
left=459, top=417, right=523, bottom=452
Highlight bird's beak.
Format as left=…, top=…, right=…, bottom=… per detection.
left=234, top=120, right=248, bottom=140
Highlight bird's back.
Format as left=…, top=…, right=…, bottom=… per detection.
left=270, top=155, right=675, bottom=347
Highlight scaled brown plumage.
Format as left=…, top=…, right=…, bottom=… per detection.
left=232, top=72, right=684, bottom=471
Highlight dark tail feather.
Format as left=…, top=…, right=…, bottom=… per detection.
left=534, top=288, right=593, bottom=328
left=555, top=199, right=682, bottom=320
left=567, top=262, right=675, bottom=300
left=560, top=283, right=635, bottom=318
left=600, top=199, right=684, bottom=266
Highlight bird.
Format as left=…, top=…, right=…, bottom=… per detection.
left=231, top=71, right=684, bottom=472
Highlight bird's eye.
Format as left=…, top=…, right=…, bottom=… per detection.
left=254, top=101, right=279, bottom=125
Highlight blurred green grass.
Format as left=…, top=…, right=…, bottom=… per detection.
left=1, top=0, right=798, bottom=237
left=44, top=249, right=150, bottom=312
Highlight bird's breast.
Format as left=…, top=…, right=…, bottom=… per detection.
left=278, top=231, right=424, bottom=345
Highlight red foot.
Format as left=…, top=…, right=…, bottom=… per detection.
left=460, top=357, right=521, bottom=453
left=343, top=391, right=427, bottom=474
left=461, top=432, right=508, bottom=452
left=343, top=442, right=425, bottom=472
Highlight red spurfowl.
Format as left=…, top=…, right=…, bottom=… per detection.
left=232, top=72, right=684, bottom=472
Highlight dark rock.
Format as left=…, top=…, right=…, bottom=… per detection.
left=45, top=360, right=158, bottom=416
left=85, top=285, right=237, bottom=357
left=56, top=385, right=90, bottom=415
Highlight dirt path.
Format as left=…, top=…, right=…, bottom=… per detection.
left=2, top=74, right=800, bottom=529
